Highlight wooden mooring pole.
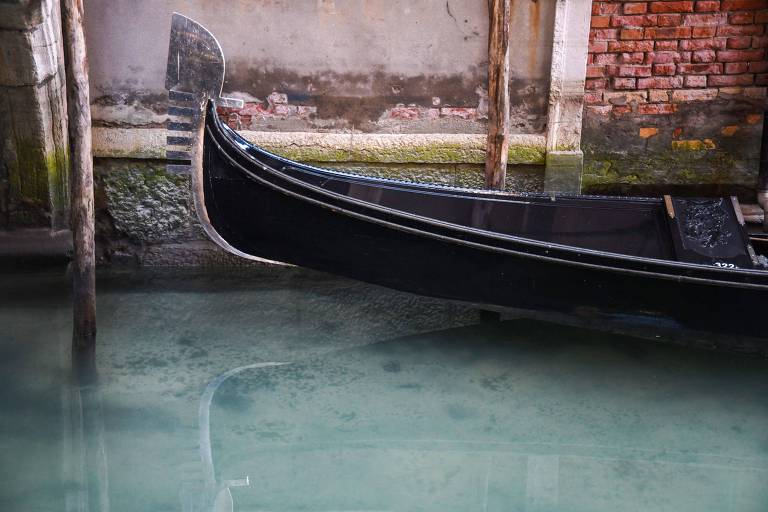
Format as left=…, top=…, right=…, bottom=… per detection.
left=62, top=0, right=96, bottom=356
left=484, top=0, right=511, bottom=190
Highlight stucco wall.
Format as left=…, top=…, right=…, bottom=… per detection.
left=83, top=0, right=555, bottom=134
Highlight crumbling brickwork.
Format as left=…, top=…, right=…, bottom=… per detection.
left=586, top=0, right=768, bottom=114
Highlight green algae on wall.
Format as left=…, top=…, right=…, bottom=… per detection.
left=582, top=146, right=754, bottom=197
left=581, top=99, right=762, bottom=197
left=303, top=162, right=545, bottom=192
left=5, top=141, right=69, bottom=228
left=262, top=142, right=546, bottom=166
left=97, top=160, right=195, bottom=242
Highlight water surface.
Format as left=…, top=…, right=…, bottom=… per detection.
left=1, top=267, right=766, bottom=512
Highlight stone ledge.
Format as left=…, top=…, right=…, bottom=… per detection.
left=92, top=128, right=547, bottom=165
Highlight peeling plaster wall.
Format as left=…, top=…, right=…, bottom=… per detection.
left=83, top=0, right=555, bottom=133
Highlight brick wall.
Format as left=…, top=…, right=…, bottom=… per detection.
left=587, top=0, right=768, bottom=115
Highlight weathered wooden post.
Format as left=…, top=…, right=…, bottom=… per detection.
left=62, top=0, right=96, bottom=355
left=484, top=0, right=511, bottom=190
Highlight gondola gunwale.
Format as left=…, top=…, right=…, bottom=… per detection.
left=204, top=101, right=768, bottom=289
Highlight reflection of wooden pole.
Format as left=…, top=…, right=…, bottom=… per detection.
left=62, top=0, right=96, bottom=354
left=485, top=0, right=511, bottom=190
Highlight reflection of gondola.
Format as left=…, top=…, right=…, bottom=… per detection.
left=200, top=323, right=768, bottom=511
left=167, top=14, right=768, bottom=338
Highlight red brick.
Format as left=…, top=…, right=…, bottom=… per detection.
left=587, top=65, right=606, bottom=78
left=613, top=77, right=638, bottom=89
left=621, top=52, right=648, bottom=63
left=657, top=13, right=684, bottom=25
left=721, top=0, right=767, bottom=9
left=650, top=1, right=695, bottom=13
left=672, top=87, right=720, bottom=99
left=608, top=40, right=656, bottom=52
left=695, top=1, right=721, bottom=11
left=612, top=14, right=658, bottom=26
left=621, top=28, right=646, bottom=39
left=591, top=28, right=620, bottom=40
left=654, top=63, right=679, bottom=74
left=682, top=12, right=728, bottom=24
left=725, top=35, right=753, bottom=48
left=595, top=2, right=621, bottom=15
left=649, top=50, right=692, bottom=62
left=624, top=2, right=649, bottom=13
left=585, top=91, right=604, bottom=104
left=609, top=64, right=654, bottom=76
left=708, top=73, right=755, bottom=85
left=655, top=40, right=680, bottom=50
left=681, top=37, right=727, bottom=49
left=752, top=35, right=768, bottom=47
left=749, top=60, right=768, bottom=72
left=684, top=74, right=709, bottom=86
left=724, top=61, right=750, bottom=72
left=589, top=40, right=609, bottom=53
left=756, top=10, right=768, bottom=22
left=717, top=48, right=765, bottom=60
left=729, top=11, right=755, bottom=22
left=592, top=15, right=612, bottom=28
left=716, top=24, right=764, bottom=35
left=755, top=73, right=768, bottom=84
left=638, top=75, right=685, bottom=87
left=678, top=62, right=724, bottom=72
left=638, top=103, right=678, bottom=114
left=646, top=26, right=693, bottom=38
left=594, top=53, right=620, bottom=64
left=612, top=105, right=633, bottom=115
left=692, top=26, right=718, bottom=36
left=586, top=78, right=609, bottom=90
left=692, top=49, right=718, bottom=61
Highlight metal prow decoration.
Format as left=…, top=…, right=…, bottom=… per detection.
left=164, top=13, right=282, bottom=264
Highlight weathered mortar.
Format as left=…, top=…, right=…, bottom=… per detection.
left=84, top=0, right=555, bottom=134
left=582, top=99, right=763, bottom=197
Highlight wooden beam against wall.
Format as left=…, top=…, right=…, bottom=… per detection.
left=484, top=0, right=511, bottom=190
left=62, top=0, right=96, bottom=356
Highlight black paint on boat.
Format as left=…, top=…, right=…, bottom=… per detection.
left=201, top=101, right=768, bottom=338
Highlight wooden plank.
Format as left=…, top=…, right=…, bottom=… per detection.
left=484, top=0, right=511, bottom=190
left=62, top=0, right=96, bottom=354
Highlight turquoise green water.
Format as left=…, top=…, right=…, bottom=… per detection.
left=1, top=267, right=767, bottom=512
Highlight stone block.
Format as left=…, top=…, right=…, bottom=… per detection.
left=544, top=151, right=583, bottom=194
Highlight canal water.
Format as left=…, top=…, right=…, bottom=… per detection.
left=1, top=266, right=767, bottom=512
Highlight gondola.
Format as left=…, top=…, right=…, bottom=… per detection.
left=166, top=14, right=768, bottom=341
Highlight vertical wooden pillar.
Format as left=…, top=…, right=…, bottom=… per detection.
left=62, top=0, right=96, bottom=354
left=484, top=0, right=511, bottom=191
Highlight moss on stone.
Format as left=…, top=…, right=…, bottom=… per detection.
left=5, top=140, right=69, bottom=227
left=305, top=162, right=545, bottom=192
left=582, top=144, right=754, bottom=195
left=266, top=142, right=545, bottom=166
left=96, top=160, right=194, bottom=242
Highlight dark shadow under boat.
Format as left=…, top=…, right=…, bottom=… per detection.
left=201, top=101, right=768, bottom=339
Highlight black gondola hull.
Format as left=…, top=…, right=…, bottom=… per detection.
left=201, top=103, right=767, bottom=341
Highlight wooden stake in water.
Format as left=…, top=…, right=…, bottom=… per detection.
left=484, top=0, right=511, bottom=190
left=62, top=0, right=96, bottom=354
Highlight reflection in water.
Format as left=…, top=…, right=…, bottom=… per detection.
left=208, top=324, right=768, bottom=512
left=0, top=268, right=767, bottom=512
left=64, top=350, right=110, bottom=512
left=197, top=363, right=288, bottom=512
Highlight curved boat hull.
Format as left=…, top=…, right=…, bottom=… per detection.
left=201, top=103, right=768, bottom=341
